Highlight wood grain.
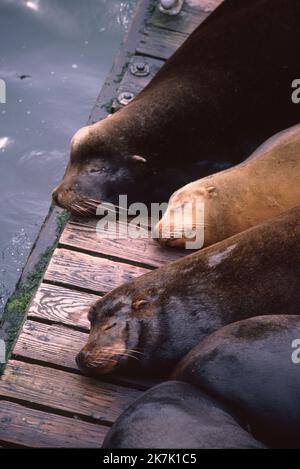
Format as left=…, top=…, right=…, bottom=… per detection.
left=136, top=25, right=188, bottom=60
left=150, top=2, right=208, bottom=35
left=13, top=321, right=158, bottom=390
left=0, top=401, right=107, bottom=448
left=60, top=218, right=186, bottom=269
left=13, top=321, right=86, bottom=371
left=28, top=283, right=99, bottom=330
left=0, top=361, right=140, bottom=424
left=112, top=55, right=164, bottom=111
left=44, top=248, right=150, bottom=295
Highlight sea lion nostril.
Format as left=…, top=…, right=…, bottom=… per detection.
left=76, top=351, right=86, bottom=367
left=52, top=190, right=59, bottom=205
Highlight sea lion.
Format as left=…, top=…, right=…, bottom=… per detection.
left=53, top=0, right=300, bottom=214
left=76, top=206, right=300, bottom=376
left=155, top=124, right=300, bottom=248
left=173, top=315, right=300, bottom=449
left=102, top=381, right=266, bottom=449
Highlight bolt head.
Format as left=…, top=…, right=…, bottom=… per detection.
left=136, top=62, right=145, bottom=71
left=118, top=91, right=135, bottom=106
left=160, top=0, right=177, bottom=10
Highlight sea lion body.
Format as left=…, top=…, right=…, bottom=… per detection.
left=53, top=0, right=300, bottom=213
left=102, top=381, right=266, bottom=449
left=76, top=207, right=300, bottom=376
left=156, top=124, right=300, bottom=248
left=173, top=315, right=300, bottom=448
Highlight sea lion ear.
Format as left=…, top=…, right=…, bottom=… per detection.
left=130, top=155, right=148, bottom=163
left=204, top=186, right=217, bottom=197
left=132, top=299, right=149, bottom=310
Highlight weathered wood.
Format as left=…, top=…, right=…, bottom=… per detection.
left=44, top=248, right=150, bottom=295
left=150, top=2, right=209, bottom=35
left=0, top=401, right=107, bottom=448
left=60, top=218, right=186, bottom=269
left=0, top=0, right=218, bottom=449
left=28, top=283, right=98, bottom=330
left=136, top=25, right=188, bottom=60
left=12, top=321, right=158, bottom=390
left=13, top=321, right=86, bottom=371
left=185, top=0, right=223, bottom=12
left=112, top=55, right=164, bottom=111
left=0, top=361, right=140, bottom=424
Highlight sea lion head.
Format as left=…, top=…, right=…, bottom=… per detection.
left=154, top=183, right=215, bottom=248
left=52, top=117, right=152, bottom=216
left=76, top=281, right=162, bottom=376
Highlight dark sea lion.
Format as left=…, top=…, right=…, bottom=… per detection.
left=53, top=0, right=300, bottom=214
left=155, top=124, right=300, bottom=249
left=173, top=315, right=300, bottom=449
left=76, top=206, right=300, bottom=376
left=102, top=381, right=266, bottom=449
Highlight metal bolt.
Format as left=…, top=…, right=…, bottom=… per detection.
left=159, top=0, right=183, bottom=15
left=130, top=61, right=150, bottom=77
left=160, top=0, right=177, bottom=10
left=118, top=91, right=135, bottom=106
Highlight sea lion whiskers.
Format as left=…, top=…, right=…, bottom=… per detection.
left=99, top=346, right=144, bottom=361
left=85, top=359, right=117, bottom=369
left=72, top=203, right=89, bottom=216
left=69, top=224, right=96, bottom=233
left=86, top=199, right=130, bottom=214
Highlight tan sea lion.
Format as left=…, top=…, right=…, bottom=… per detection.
left=102, top=381, right=266, bottom=449
left=53, top=0, right=300, bottom=214
left=76, top=206, right=300, bottom=376
left=173, top=315, right=300, bottom=448
left=155, top=124, right=300, bottom=248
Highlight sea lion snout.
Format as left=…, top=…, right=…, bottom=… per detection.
left=76, top=296, right=141, bottom=375
left=52, top=177, right=101, bottom=216
left=76, top=330, right=128, bottom=375
left=51, top=187, right=60, bottom=206
left=76, top=344, right=121, bottom=375
left=155, top=197, right=203, bottom=248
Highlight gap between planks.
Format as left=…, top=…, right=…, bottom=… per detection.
left=11, top=319, right=159, bottom=390
left=61, top=217, right=185, bottom=268
left=0, top=400, right=108, bottom=448
left=0, top=0, right=222, bottom=448
left=0, top=360, right=141, bottom=425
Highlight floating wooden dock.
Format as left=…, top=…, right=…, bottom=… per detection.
left=0, top=0, right=221, bottom=448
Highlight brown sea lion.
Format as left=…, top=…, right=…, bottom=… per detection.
left=173, top=315, right=300, bottom=448
left=53, top=0, right=300, bottom=214
left=102, top=381, right=266, bottom=449
left=155, top=124, right=300, bottom=248
left=76, top=206, right=300, bottom=376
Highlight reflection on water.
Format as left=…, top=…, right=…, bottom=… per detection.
left=0, top=0, right=136, bottom=315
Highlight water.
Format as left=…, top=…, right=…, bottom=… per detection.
left=0, top=0, right=136, bottom=316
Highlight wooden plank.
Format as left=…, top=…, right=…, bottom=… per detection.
left=136, top=25, right=188, bottom=60
left=112, top=55, right=165, bottom=111
left=12, top=321, right=158, bottom=390
left=185, top=0, right=223, bottom=12
left=0, top=361, right=140, bottom=424
left=0, top=401, right=107, bottom=448
left=150, top=2, right=209, bottom=35
left=60, top=219, right=186, bottom=269
left=44, top=248, right=149, bottom=295
left=13, top=321, right=86, bottom=371
left=28, top=283, right=98, bottom=330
